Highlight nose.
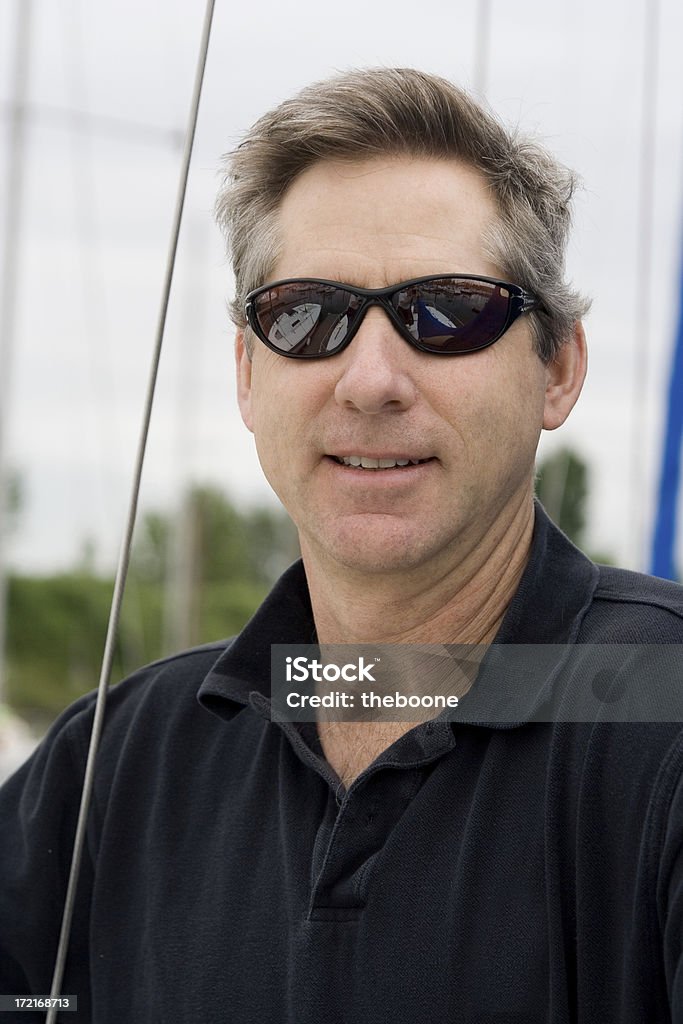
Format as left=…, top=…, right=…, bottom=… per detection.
left=333, top=306, right=418, bottom=414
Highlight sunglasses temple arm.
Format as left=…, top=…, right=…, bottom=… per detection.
left=520, top=294, right=540, bottom=314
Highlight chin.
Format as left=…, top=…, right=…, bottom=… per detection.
left=335, top=549, right=417, bottom=575
left=306, top=518, right=442, bottom=575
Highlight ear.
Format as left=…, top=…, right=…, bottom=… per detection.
left=235, top=329, right=255, bottom=433
left=542, top=321, right=587, bottom=431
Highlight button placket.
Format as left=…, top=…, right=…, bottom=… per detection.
left=308, top=767, right=425, bottom=915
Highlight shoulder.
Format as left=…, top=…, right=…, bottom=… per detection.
left=80, top=639, right=235, bottom=756
left=95, top=637, right=232, bottom=714
left=109, top=638, right=233, bottom=708
left=595, top=564, right=683, bottom=613
left=581, top=565, right=683, bottom=642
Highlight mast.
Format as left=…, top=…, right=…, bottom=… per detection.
left=630, top=0, right=660, bottom=568
left=0, top=0, right=33, bottom=703
left=473, top=0, right=492, bottom=96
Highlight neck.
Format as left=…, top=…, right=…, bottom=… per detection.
left=301, top=496, right=536, bottom=646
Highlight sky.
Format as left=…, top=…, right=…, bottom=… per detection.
left=1, top=0, right=682, bottom=576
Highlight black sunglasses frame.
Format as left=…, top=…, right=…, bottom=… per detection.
left=244, top=274, right=541, bottom=359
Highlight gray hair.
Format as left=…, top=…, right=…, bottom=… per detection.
left=215, top=67, right=590, bottom=362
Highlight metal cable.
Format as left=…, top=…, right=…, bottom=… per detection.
left=45, top=1, right=216, bottom=1017
left=472, top=0, right=492, bottom=96
left=0, top=0, right=33, bottom=704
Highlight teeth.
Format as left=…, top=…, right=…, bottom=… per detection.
left=337, top=455, right=425, bottom=470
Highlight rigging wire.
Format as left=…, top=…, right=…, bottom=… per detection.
left=162, top=216, right=211, bottom=655
left=472, top=0, right=492, bottom=96
left=61, top=0, right=126, bottom=469
left=60, top=0, right=148, bottom=668
left=630, top=0, right=660, bottom=569
left=45, top=0, right=216, bottom=1016
left=0, top=0, right=32, bottom=705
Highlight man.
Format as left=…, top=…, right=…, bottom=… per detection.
left=2, top=68, right=683, bottom=1023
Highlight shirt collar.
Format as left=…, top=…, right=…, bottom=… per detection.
left=197, top=502, right=600, bottom=726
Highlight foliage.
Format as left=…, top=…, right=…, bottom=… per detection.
left=6, top=488, right=298, bottom=720
left=7, top=572, right=124, bottom=720
left=536, top=447, right=615, bottom=564
left=536, top=447, right=588, bottom=548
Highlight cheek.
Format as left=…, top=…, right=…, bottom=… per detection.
left=251, top=394, right=291, bottom=477
left=247, top=359, right=327, bottom=482
left=246, top=361, right=290, bottom=483
left=249, top=355, right=293, bottom=435
left=251, top=410, right=296, bottom=512
left=432, top=346, right=546, bottom=466
left=488, top=363, right=547, bottom=473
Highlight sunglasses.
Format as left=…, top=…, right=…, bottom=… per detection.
left=244, top=274, right=540, bottom=359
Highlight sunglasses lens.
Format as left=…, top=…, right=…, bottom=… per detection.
left=250, top=277, right=518, bottom=358
left=392, top=278, right=511, bottom=353
left=251, top=283, right=361, bottom=357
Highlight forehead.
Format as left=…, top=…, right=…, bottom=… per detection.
left=271, top=156, right=503, bottom=287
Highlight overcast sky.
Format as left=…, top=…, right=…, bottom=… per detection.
left=1, top=0, right=682, bottom=575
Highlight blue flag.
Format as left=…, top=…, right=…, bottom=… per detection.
left=651, top=228, right=683, bottom=581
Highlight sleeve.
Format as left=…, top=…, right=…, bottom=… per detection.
left=0, top=697, right=96, bottom=1018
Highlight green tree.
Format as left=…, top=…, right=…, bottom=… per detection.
left=6, top=487, right=299, bottom=719
left=536, top=447, right=588, bottom=547
left=129, top=485, right=299, bottom=660
left=7, top=572, right=125, bottom=721
left=133, top=486, right=299, bottom=588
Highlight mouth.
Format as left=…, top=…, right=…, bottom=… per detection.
left=330, top=455, right=435, bottom=470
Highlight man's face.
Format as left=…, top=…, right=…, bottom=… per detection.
left=236, top=156, right=578, bottom=576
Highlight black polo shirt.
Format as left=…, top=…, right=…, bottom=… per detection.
left=2, top=505, right=683, bottom=1022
